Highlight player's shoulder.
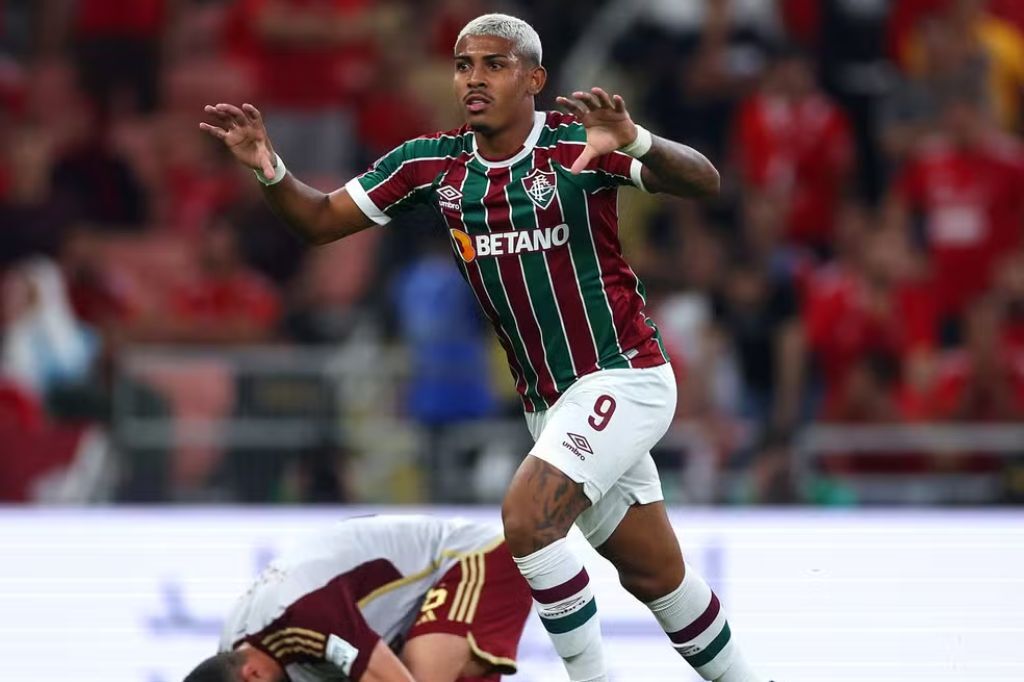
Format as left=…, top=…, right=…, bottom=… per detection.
left=538, top=110, right=587, bottom=145
left=400, top=124, right=474, bottom=159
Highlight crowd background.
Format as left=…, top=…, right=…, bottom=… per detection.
left=3, top=0, right=1024, bottom=506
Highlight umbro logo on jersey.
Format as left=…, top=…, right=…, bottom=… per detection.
left=522, top=169, right=557, bottom=209
left=562, top=432, right=594, bottom=461
left=436, top=185, right=463, bottom=211
left=449, top=224, right=570, bottom=263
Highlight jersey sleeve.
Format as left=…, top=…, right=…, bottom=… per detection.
left=344, top=140, right=440, bottom=225
left=549, top=115, right=648, bottom=193
left=249, top=578, right=381, bottom=681
left=594, top=150, right=648, bottom=192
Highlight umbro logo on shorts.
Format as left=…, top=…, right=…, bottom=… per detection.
left=562, top=432, right=593, bottom=460
left=567, top=433, right=593, bottom=454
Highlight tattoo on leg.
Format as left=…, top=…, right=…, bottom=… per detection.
left=524, top=460, right=591, bottom=552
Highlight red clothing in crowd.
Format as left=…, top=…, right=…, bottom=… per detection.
left=991, top=0, right=1024, bottom=34
left=170, top=272, right=281, bottom=332
left=162, top=165, right=241, bottom=237
left=805, top=264, right=936, bottom=409
left=224, top=0, right=374, bottom=110
left=907, top=349, right=1024, bottom=420
left=895, top=137, right=1024, bottom=318
left=75, top=0, right=165, bottom=37
left=733, top=93, right=854, bottom=248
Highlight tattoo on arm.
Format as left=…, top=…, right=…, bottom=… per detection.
left=639, top=136, right=720, bottom=199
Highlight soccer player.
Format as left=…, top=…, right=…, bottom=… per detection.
left=183, top=514, right=532, bottom=682
left=201, top=13, right=764, bottom=682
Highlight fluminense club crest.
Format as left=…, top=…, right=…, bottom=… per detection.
left=522, top=168, right=557, bottom=210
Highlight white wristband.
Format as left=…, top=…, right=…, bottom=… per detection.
left=619, top=125, right=653, bottom=159
left=254, top=154, right=287, bottom=186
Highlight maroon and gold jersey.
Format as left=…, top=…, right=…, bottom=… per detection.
left=219, top=515, right=503, bottom=682
left=345, top=111, right=669, bottom=412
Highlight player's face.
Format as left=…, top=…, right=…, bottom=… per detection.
left=453, top=34, right=545, bottom=134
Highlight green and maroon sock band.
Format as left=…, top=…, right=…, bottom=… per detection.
left=531, top=567, right=590, bottom=603
left=532, top=568, right=598, bottom=634
left=668, top=592, right=721, bottom=644
left=668, top=592, right=733, bottom=670
left=513, top=539, right=607, bottom=681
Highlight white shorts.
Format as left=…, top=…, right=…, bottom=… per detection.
left=524, top=363, right=677, bottom=548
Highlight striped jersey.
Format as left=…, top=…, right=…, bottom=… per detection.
left=219, top=515, right=503, bottom=682
left=345, top=111, right=669, bottom=411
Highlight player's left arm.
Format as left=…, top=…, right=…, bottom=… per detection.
left=557, top=87, right=720, bottom=199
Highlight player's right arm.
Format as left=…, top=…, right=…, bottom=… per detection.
left=200, top=103, right=374, bottom=245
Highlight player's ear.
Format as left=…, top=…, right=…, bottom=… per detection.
left=527, top=64, right=547, bottom=96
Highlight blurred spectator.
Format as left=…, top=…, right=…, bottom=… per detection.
left=992, top=249, right=1024, bottom=349
left=284, top=223, right=380, bottom=343
left=805, top=217, right=936, bottom=420
left=72, top=0, right=169, bottom=115
left=50, top=105, right=149, bottom=228
left=393, top=234, right=495, bottom=427
left=787, top=0, right=895, bottom=200
left=647, top=209, right=735, bottom=420
left=136, top=217, right=282, bottom=344
left=155, top=116, right=244, bottom=235
left=634, top=0, right=778, bottom=163
left=886, top=89, right=1024, bottom=332
left=901, top=0, right=1024, bottom=132
left=392, top=232, right=497, bottom=500
left=880, top=13, right=987, bottom=162
left=224, top=0, right=378, bottom=175
left=710, top=195, right=806, bottom=433
left=428, top=0, right=487, bottom=60
left=60, top=227, right=142, bottom=335
left=354, top=11, right=433, bottom=159
left=732, top=45, right=854, bottom=253
left=1, top=258, right=98, bottom=401
left=921, top=298, right=1024, bottom=420
left=0, top=123, right=73, bottom=268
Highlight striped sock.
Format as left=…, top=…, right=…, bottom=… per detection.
left=645, top=563, right=761, bottom=682
left=513, top=538, right=606, bottom=682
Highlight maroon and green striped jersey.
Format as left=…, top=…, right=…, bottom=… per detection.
left=345, top=111, right=669, bottom=411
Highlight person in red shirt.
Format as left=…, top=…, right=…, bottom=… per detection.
left=167, top=218, right=281, bottom=344
left=731, top=46, right=854, bottom=252
left=223, top=0, right=376, bottom=176
left=73, top=0, right=167, bottom=114
left=922, top=298, right=1024, bottom=420
left=126, top=216, right=281, bottom=345
left=805, top=220, right=937, bottom=420
left=887, top=89, right=1024, bottom=328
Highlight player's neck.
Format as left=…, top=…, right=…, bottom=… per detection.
left=473, top=109, right=537, bottom=161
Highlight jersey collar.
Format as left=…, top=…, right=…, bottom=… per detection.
left=471, top=111, right=546, bottom=169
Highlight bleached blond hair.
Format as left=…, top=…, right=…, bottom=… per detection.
left=456, top=13, right=543, bottom=65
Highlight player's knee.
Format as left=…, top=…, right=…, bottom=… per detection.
left=619, top=566, right=684, bottom=603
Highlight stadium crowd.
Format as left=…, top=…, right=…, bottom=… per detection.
left=2, top=0, right=1024, bottom=504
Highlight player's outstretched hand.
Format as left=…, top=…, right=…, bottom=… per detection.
left=556, top=87, right=639, bottom=175
left=199, top=103, right=277, bottom=181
